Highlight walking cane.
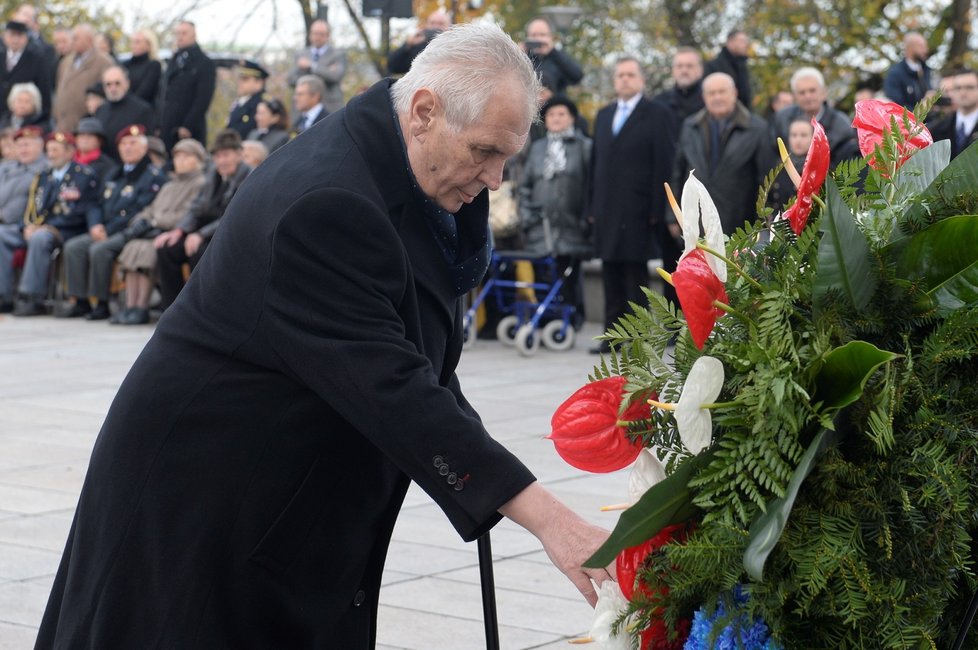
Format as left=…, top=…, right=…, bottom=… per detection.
left=951, top=587, right=978, bottom=650
left=477, top=532, right=500, bottom=650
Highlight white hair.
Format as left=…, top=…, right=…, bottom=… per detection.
left=790, top=67, right=825, bottom=93
left=391, top=21, right=540, bottom=133
left=7, top=82, right=41, bottom=113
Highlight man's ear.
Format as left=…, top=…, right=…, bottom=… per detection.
left=409, top=88, right=438, bottom=142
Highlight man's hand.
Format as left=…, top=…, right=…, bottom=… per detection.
left=406, top=30, right=426, bottom=46
left=296, top=55, right=312, bottom=70
left=154, top=229, right=183, bottom=249
left=89, top=224, right=107, bottom=241
left=184, top=232, right=204, bottom=256
left=499, top=482, right=614, bottom=607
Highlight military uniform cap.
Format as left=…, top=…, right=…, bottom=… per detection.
left=5, top=20, right=28, bottom=34
left=14, top=125, right=44, bottom=140
left=115, top=123, right=147, bottom=145
left=237, top=59, right=269, bottom=79
left=45, top=131, right=76, bottom=146
left=75, top=117, right=107, bottom=139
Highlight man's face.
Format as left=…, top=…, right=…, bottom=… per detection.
left=793, top=75, right=826, bottom=115
left=174, top=23, right=195, bottom=49
left=293, top=83, right=319, bottom=112
left=703, top=76, right=737, bottom=118
left=118, top=136, right=147, bottom=165
left=130, top=32, right=149, bottom=56
left=53, top=29, right=72, bottom=55
left=3, top=29, right=27, bottom=52
left=672, top=52, right=703, bottom=89
left=614, top=60, right=645, bottom=101
left=13, top=6, right=36, bottom=29
left=544, top=105, right=574, bottom=133
left=526, top=20, right=553, bottom=50
left=72, top=27, right=91, bottom=55
left=102, top=68, right=128, bottom=102
left=236, top=74, right=263, bottom=98
left=727, top=32, right=750, bottom=57
left=955, top=73, right=978, bottom=112
left=407, top=78, right=528, bottom=213
left=15, top=136, right=42, bottom=164
left=309, top=21, right=329, bottom=48
left=940, top=75, right=958, bottom=110
left=213, top=148, right=242, bottom=178
left=75, top=133, right=100, bottom=154
left=426, top=11, right=451, bottom=31
left=907, top=34, right=928, bottom=61
left=771, top=90, right=794, bottom=113
left=45, top=141, right=73, bottom=168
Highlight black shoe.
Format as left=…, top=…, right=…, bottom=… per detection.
left=85, top=303, right=111, bottom=321
left=56, top=300, right=92, bottom=318
left=0, top=301, right=13, bottom=314
left=588, top=341, right=612, bottom=355
left=12, top=298, right=46, bottom=316
left=109, top=307, right=131, bottom=324
left=120, top=307, right=149, bottom=325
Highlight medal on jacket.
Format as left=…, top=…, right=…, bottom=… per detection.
left=103, top=184, right=115, bottom=200
left=121, top=184, right=134, bottom=197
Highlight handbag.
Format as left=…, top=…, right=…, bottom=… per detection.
left=487, top=180, right=520, bottom=238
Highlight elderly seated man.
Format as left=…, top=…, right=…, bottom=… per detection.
left=58, top=124, right=165, bottom=320
left=0, top=131, right=101, bottom=315
left=0, top=126, right=47, bottom=226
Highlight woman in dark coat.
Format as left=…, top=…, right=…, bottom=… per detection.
left=123, top=29, right=162, bottom=107
left=245, top=97, right=290, bottom=154
left=0, top=82, right=49, bottom=133
left=518, top=95, right=591, bottom=325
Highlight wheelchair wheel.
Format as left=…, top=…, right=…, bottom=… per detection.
left=515, top=323, right=540, bottom=357
left=496, top=315, right=520, bottom=347
left=462, top=316, right=477, bottom=349
left=541, top=320, right=575, bottom=351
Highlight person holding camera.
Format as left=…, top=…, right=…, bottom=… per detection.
left=523, top=17, right=583, bottom=96
left=288, top=20, right=347, bottom=114
left=387, top=9, right=451, bottom=75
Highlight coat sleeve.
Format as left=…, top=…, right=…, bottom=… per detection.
left=185, top=56, right=217, bottom=132
left=261, top=187, right=536, bottom=541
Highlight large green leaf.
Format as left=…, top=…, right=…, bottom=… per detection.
left=744, top=428, right=837, bottom=581
left=814, top=341, right=899, bottom=411
left=583, top=450, right=711, bottom=568
left=815, top=181, right=877, bottom=312
left=894, top=215, right=978, bottom=314
left=903, top=138, right=978, bottom=225
left=892, top=140, right=951, bottom=201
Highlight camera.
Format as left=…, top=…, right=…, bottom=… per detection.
left=525, top=40, right=545, bottom=52
left=423, top=28, right=442, bottom=41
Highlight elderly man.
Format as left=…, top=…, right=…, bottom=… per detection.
left=524, top=17, right=584, bottom=96
left=672, top=72, right=771, bottom=235
left=288, top=19, right=346, bottom=113
left=52, top=24, right=114, bottom=132
left=0, top=125, right=46, bottom=226
left=0, top=131, right=100, bottom=315
left=59, top=124, right=164, bottom=320
left=94, top=65, right=156, bottom=161
left=291, top=74, right=328, bottom=135
left=653, top=46, right=706, bottom=130
left=387, top=8, right=450, bottom=74
left=158, top=21, right=216, bottom=151
left=771, top=67, right=859, bottom=166
left=36, top=23, right=611, bottom=647
left=884, top=31, right=932, bottom=110
left=0, top=19, right=52, bottom=125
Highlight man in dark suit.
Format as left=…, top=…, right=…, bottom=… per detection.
left=705, top=30, right=753, bottom=112
left=0, top=19, right=52, bottom=125
left=589, top=56, right=677, bottom=353
left=884, top=32, right=932, bottom=110
left=158, top=20, right=216, bottom=151
left=94, top=65, right=156, bottom=162
left=930, top=69, right=978, bottom=160
left=653, top=46, right=705, bottom=129
left=291, top=73, right=327, bottom=135
left=36, top=23, right=610, bottom=647
left=12, top=4, right=57, bottom=89
left=225, top=60, right=267, bottom=138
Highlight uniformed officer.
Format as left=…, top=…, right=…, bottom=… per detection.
left=0, top=126, right=47, bottom=227
left=225, top=59, right=268, bottom=139
left=59, top=124, right=165, bottom=320
left=0, top=130, right=101, bottom=315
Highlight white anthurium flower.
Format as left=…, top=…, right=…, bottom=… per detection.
left=674, top=356, right=725, bottom=455
left=628, top=448, right=667, bottom=505
left=588, top=580, right=632, bottom=650
left=679, top=171, right=727, bottom=283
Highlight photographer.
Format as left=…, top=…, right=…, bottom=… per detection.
left=523, top=17, right=583, bottom=96
left=387, top=9, right=451, bottom=75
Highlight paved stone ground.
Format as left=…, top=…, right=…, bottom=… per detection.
left=0, top=315, right=633, bottom=649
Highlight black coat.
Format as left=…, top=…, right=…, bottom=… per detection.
left=226, top=92, right=263, bottom=139
left=883, top=58, right=931, bottom=110
left=99, top=156, right=166, bottom=235
left=653, top=80, right=705, bottom=132
left=589, top=96, right=677, bottom=262
left=928, top=112, right=978, bottom=160
left=37, top=80, right=534, bottom=649
left=705, top=47, right=752, bottom=112
left=95, top=94, right=157, bottom=162
left=246, top=126, right=290, bottom=154
left=123, top=53, right=162, bottom=107
left=0, top=44, right=52, bottom=123
left=159, top=43, right=216, bottom=150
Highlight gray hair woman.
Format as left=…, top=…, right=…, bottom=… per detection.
left=4, top=82, right=46, bottom=131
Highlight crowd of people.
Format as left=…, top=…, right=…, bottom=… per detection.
left=1, top=3, right=975, bottom=336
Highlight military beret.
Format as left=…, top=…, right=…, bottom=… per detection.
left=45, top=131, right=75, bottom=146
left=236, top=59, right=269, bottom=80
left=14, top=125, right=44, bottom=140
left=115, top=124, right=147, bottom=145
left=5, top=21, right=28, bottom=34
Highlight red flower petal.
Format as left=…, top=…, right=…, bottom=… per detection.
left=549, top=376, right=648, bottom=473
left=852, top=99, right=933, bottom=173
left=672, top=250, right=728, bottom=350
left=785, top=119, right=830, bottom=235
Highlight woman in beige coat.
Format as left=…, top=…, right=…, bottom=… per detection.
left=114, top=138, right=207, bottom=324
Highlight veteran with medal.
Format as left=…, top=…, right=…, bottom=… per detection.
left=225, top=59, right=268, bottom=139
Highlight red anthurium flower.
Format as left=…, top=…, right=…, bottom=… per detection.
left=641, top=618, right=691, bottom=650
left=783, top=119, right=830, bottom=235
left=671, top=250, right=728, bottom=350
left=852, top=99, right=933, bottom=173
left=549, top=376, right=649, bottom=473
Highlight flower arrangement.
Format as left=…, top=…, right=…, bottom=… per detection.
left=551, top=99, right=978, bottom=648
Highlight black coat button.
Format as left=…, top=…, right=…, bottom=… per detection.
left=447, top=472, right=457, bottom=485
left=433, top=455, right=443, bottom=466
left=353, top=589, right=366, bottom=607
left=438, top=464, right=450, bottom=476
left=453, top=481, right=465, bottom=492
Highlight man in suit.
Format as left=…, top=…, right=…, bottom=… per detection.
left=930, top=69, right=978, bottom=160
left=705, top=30, right=753, bottom=112
left=291, top=74, right=327, bottom=135
left=52, top=24, right=114, bottom=133
left=287, top=19, right=346, bottom=114
left=59, top=124, right=165, bottom=320
left=0, top=19, right=51, bottom=125
left=0, top=131, right=100, bottom=315
left=158, top=21, right=216, bottom=151
left=653, top=46, right=706, bottom=133
left=94, top=65, right=156, bottom=162
left=12, top=4, right=56, bottom=88
left=37, top=23, right=610, bottom=647
left=589, top=56, right=677, bottom=353
left=884, top=32, right=932, bottom=110
left=225, top=60, right=268, bottom=139
left=672, top=72, right=772, bottom=235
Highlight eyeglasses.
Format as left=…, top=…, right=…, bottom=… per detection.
left=956, top=84, right=978, bottom=91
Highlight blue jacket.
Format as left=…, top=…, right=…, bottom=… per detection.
left=100, top=156, right=166, bottom=235
left=26, top=162, right=101, bottom=239
left=884, top=59, right=931, bottom=110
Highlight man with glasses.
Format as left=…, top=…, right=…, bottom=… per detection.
left=931, top=69, right=978, bottom=160
left=291, top=74, right=327, bottom=136
left=94, top=65, right=156, bottom=162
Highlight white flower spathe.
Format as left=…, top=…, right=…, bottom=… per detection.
left=675, top=356, right=725, bottom=455
left=679, top=171, right=727, bottom=283
left=628, top=448, right=667, bottom=505
left=589, top=580, right=632, bottom=650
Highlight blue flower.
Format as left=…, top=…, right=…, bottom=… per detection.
left=683, top=587, right=781, bottom=650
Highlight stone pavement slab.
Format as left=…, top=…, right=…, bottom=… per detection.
left=0, top=315, right=632, bottom=648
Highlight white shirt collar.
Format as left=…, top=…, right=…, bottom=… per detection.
left=958, top=108, right=978, bottom=135
left=617, top=93, right=642, bottom=112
